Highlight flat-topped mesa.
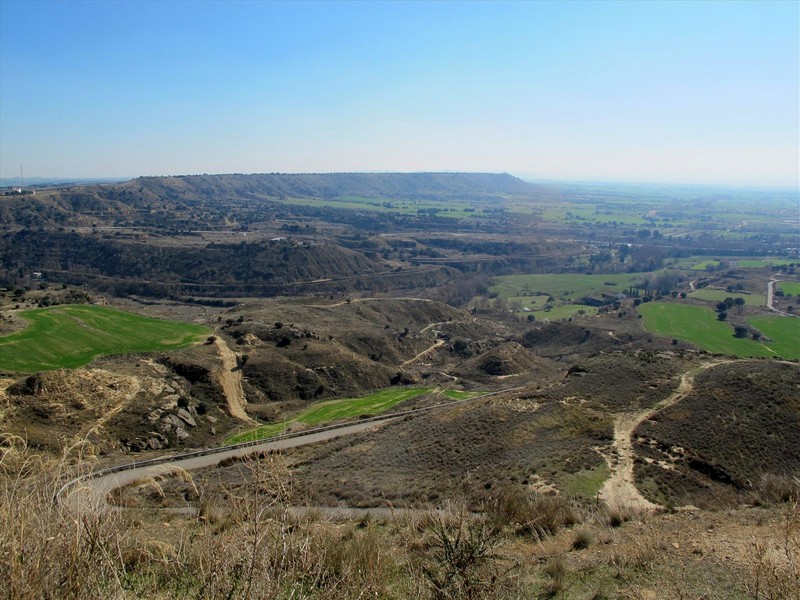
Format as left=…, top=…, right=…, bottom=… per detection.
left=129, top=171, right=539, bottom=201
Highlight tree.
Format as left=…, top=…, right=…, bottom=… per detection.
left=717, top=311, right=728, bottom=321
left=734, top=326, right=748, bottom=338
left=734, top=297, right=745, bottom=314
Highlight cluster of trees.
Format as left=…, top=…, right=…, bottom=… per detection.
left=715, top=296, right=745, bottom=321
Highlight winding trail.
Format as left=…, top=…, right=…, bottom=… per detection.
left=213, top=337, right=255, bottom=423
left=766, top=279, right=796, bottom=317
left=400, top=339, right=445, bottom=367
left=598, top=360, right=735, bottom=511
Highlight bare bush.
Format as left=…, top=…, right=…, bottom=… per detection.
left=416, top=503, right=503, bottom=600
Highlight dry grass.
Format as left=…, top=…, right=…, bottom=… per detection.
left=3, top=435, right=800, bottom=600
left=484, top=485, right=578, bottom=539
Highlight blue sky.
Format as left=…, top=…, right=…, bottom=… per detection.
left=1, top=0, right=797, bottom=187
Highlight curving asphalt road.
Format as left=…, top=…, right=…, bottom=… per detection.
left=59, top=387, right=522, bottom=513
left=62, top=418, right=397, bottom=513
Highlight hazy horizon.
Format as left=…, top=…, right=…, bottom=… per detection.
left=1, top=1, right=798, bottom=188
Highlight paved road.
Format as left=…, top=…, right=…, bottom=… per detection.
left=59, top=386, right=521, bottom=513
left=62, top=418, right=396, bottom=513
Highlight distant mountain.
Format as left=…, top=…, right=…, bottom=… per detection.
left=0, top=172, right=547, bottom=228
left=128, top=172, right=539, bottom=201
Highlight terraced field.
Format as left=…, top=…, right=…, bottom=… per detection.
left=0, top=304, right=210, bottom=373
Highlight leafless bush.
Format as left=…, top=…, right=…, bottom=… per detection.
left=415, top=503, right=503, bottom=600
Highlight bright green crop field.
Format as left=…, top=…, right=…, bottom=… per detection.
left=778, top=282, right=800, bottom=296
left=746, top=316, right=800, bottom=359
left=638, top=303, right=784, bottom=358
left=0, top=304, right=210, bottom=373
left=533, top=304, right=598, bottom=321
left=226, top=387, right=434, bottom=444
left=690, top=260, right=721, bottom=271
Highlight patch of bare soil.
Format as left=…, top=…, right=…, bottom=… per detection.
left=3, top=350, right=235, bottom=456
left=213, top=337, right=254, bottom=423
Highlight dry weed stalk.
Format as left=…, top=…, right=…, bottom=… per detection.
left=738, top=502, right=800, bottom=600
left=1, top=436, right=129, bottom=600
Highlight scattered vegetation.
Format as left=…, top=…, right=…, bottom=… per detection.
left=633, top=361, right=800, bottom=508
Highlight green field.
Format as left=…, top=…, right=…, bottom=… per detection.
left=270, top=195, right=486, bottom=219
left=226, top=387, right=434, bottom=444
left=490, top=271, right=664, bottom=301
left=690, top=260, right=721, bottom=271
left=532, top=304, right=598, bottom=321
left=736, top=258, right=795, bottom=268
left=778, top=282, right=800, bottom=296
left=688, top=289, right=766, bottom=306
left=0, top=305, right=210, bottom=373
left=638, top=303, right=777, bottom=358
left=747, top=316, right=800, bottom=359
left=442, top=389, right=484, bottom=400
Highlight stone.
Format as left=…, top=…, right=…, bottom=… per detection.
left=175, top=426, right=189, bottom=441
left=177, top=408, right=197, bottom=427
left=165, top=414, right=184, bottom=428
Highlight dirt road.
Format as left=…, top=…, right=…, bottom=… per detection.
left=598, top=361, right=733, bottom=511
left=766, top=279, right=795, bottom=316
left=400, top=339, right=445, bottom=367
left=303, top=297, right=434, bottom=309
left=213, top=337, right=254, bottom=423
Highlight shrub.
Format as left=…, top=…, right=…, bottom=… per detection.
left=417, top=504, right=502, bottom=600
left=485, top=485, right=577, bottom=539
left=572, top=528, right=593, bottom=550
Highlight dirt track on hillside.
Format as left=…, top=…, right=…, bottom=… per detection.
left=598, top=360, right=735, bottom=511
left=213, top=337, right=254, bottom=423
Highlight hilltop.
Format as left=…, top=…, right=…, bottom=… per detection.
left=0, top=172, right=543, bottom=228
